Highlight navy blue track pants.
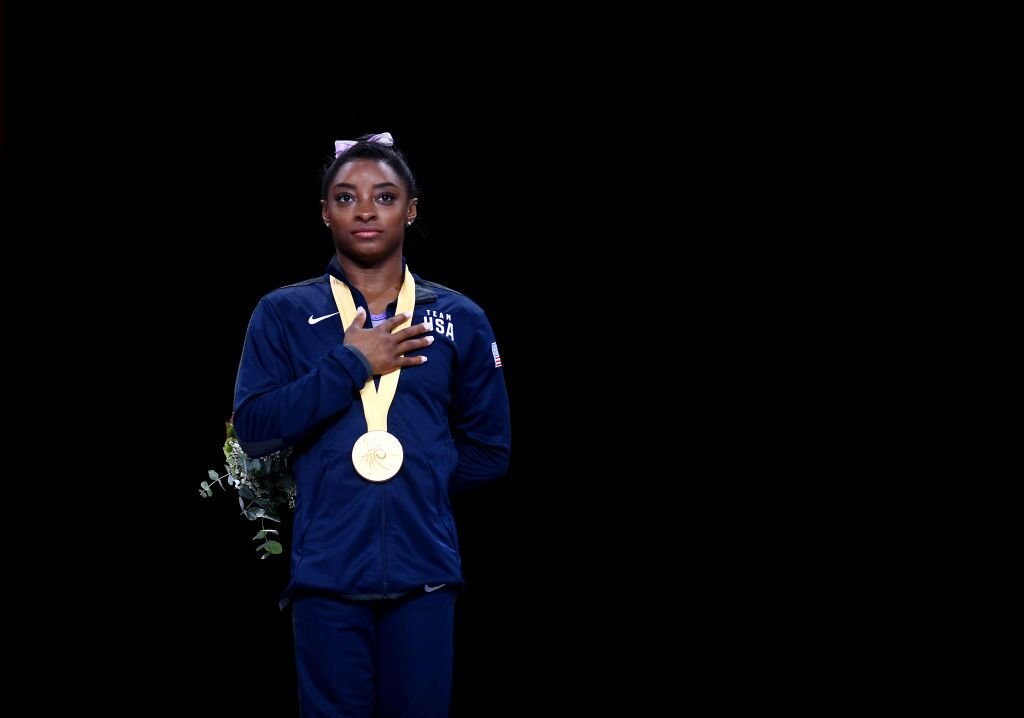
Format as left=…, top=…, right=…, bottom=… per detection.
left=292, top=589, right=456, bottom=717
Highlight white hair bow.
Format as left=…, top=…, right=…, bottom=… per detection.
left=334, top=132, right=394, bottom=157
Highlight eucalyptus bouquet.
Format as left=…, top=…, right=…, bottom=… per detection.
left=201, top=421, right=294, bottom=558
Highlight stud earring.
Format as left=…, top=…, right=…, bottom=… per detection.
left=406, top=220, right=413, bottom=226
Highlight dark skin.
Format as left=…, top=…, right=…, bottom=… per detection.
left=322, top=158, right=431, bottom=375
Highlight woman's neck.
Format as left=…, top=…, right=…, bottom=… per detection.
left=337, top=253, right=404, bottom=315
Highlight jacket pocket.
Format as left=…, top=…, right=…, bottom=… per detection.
left=293, top=462, right=329, bottom=559
left=429, top=463, right=459, bottom=552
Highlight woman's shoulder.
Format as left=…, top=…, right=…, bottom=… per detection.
left=262, top=273, right=330, bottom=301
left=248, top=273, right=330, bottom=321
left=414, top=276, right=487, bottom=318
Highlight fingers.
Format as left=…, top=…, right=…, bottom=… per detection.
left=345, top=307, right=366, bottom=332
left=378, top=351, right=428, bottom=374
left=398, top=335, right=434, bottom=354
left=343, top=308, right=432, bottom=374
left=377, top=353, right=428, bottom=374
left=393, top=321, right=430, bottom=341
left=346, top=310, right=426, bottom=336
left=382, top=311, right=415, bottom=332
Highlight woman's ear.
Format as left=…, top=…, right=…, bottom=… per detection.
left=406, top=198, right=418, bottom=226
left=321, top=199, right=329, bottom=227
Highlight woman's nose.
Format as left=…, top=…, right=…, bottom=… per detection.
left=355, top=200, right=376, bottom=220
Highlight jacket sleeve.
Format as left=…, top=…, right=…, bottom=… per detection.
left=232, top=296, right=370, bottom=457
left=448, top=312, right=511, bottom=491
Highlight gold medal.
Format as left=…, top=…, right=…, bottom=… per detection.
left=331, top=267, right=417, bottom=482
left=351, top=430, right=404, bottom=482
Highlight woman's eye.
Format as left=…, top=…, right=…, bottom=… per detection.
left=378, top=193, right=396, bottom=204
left=336, top=192, right=354, bottom=203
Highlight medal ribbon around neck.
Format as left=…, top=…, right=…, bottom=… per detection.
left=329, top=267, right=416, bottom=481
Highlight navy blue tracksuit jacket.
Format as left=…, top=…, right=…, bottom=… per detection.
left=233, top=257, right=511, bottom=602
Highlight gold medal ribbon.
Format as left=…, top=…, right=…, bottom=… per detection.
left=329, top=267, right=416, bottom=432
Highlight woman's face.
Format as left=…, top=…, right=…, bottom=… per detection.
left=322, top=158, right=417, bottom=265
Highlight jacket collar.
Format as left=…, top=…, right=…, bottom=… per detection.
left=326, top=255, right=437, bottom=305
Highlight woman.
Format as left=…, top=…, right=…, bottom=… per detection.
left=232, top=132, right=511, bottom=717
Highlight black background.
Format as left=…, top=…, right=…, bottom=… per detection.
left=2, top=12, right=850, bottom=713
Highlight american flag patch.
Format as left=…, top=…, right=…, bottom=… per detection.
left=491, top=341, right=502, bottom=368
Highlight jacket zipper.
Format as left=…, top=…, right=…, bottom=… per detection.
left=380, top=487, right=389, bottom=595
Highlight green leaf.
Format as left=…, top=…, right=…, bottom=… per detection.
left=257, top=541, right=283, bottom=555
left=201, top=481, right=210, bottom=490
left=238, top=486, right=255, bottom=500
left=251, top=458, right=262, bottom=472
left=207, top=470, right=219, bottom=481
left=253, top=530, right=267, bottom=540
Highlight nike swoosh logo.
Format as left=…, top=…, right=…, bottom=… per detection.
left=424, top=583, right=446, bottom=593
left=308, top=312, right=340, bottom=325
